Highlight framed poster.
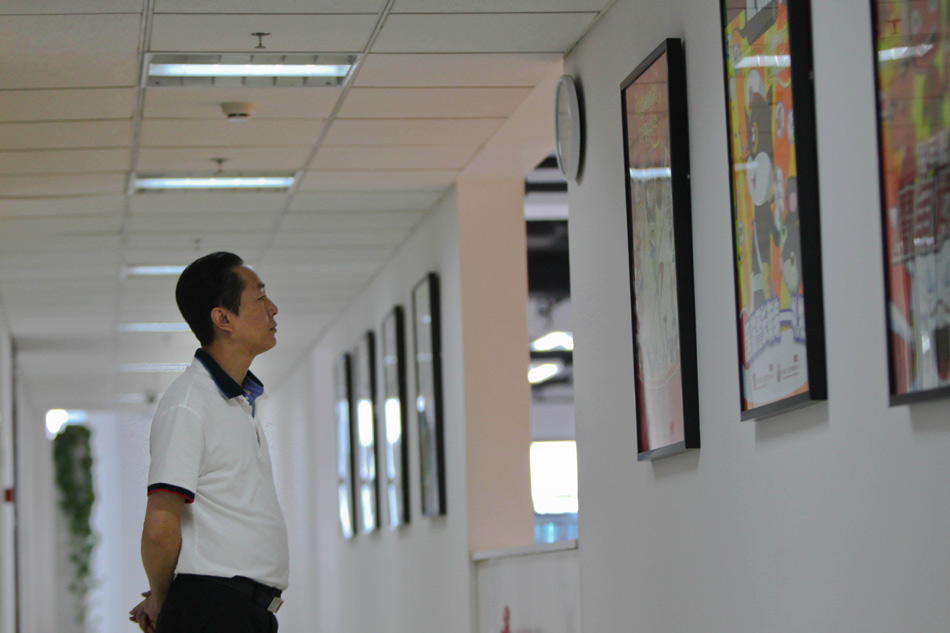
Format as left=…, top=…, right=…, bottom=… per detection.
left=721, top=0, right=827, bottom=418
left=412, top=273, right=446, bottom=517
left=333, top=353, right=356, bottom=539
left=381, top=306, right=410, bottom=528
left=352, top=331, right=379, bottom=533
left=621, top=38, right=700, bottom=460
left=871, top=0, right=950, bottom=404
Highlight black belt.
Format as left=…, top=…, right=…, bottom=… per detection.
left=177, top=574, right=284, bottom=613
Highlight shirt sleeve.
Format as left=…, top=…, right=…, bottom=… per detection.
left=147, top=404, right=204, bottom=503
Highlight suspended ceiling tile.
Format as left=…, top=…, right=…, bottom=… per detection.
left=0, top=15, right=141, bottom=89
left=136, top=147, right=312, bottom=173
left=0, top=215, right=123, bottom=236
left=0, top=249, right=118, bottom=267
left=280, top=210, right=423, bottom=231
left=0, top=121, right=133, bottom=150
left=0, top=195, right=125, bottom=218
left=0, top=1, right=142, bottom=14
left=0, top=88, right=137, bottom=123
left=291, top=190, right=442, bottom=211
left=271, top=230, right=408, bottom=248
left=131, top=192, right=286, bottom=214
left=144, top=87, right=342, bottom=120
left=311, top=145, right=478, bottom=170
left=140, top=119, right=322, bottom=148
left=126, top=233, right=267, bottom=251
left=0, top=173, right=125, bottom=196
left=263, top=246, right=392, bottom=266
left=0, top=262, right=117, bottom=281
left=150, top=14, right=377, bottom=52
left=356, top=53, right=560, bottom=87
left=298, top=169, right=456, bottom=191
left=339, top=87, right=532, bottom=119
left=129, top=212, right=275, bottom=233
left=393, top=0, right=610, bottom=10
left=156, top=0, right=383, bottom=12
left=0, top=234, right=120, bottom=252
left=325, top=118, right=504, bottom=146
left=260, top=258, right=382, bottom=275
left=0, top=149, right=130, bottom=175
left=372, top=13, right=597, bottom=53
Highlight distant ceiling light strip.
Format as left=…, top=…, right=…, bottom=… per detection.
left=148, top=63, right=351, bottom=78
left=528, top=363, right=562, bottom=384
left=120, top=363, right=190, bottom=373
left=629, top=167, right=672, bottom=180
left=118, top=322, right=190, bottom=333
left=125, top=265, right=186, bottom=276
left=735, top=55, right=791, bottom=69
left=877, top=43, right=934, bottom=62
left=135, top=177, right=295, bottom=190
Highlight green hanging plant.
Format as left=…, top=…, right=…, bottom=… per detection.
left=52, top=425, right=97, bottom=628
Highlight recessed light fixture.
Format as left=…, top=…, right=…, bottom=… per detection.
left=117, top=322, right=190, bottom=333
left=134, top=176, right=295, bottom=192
left=45, top=409, right=87, bottom=439
left=531, top=331, right=574, bottom=352
left=120, top=363, right=190, bottom=374
left=124, top=265, right=187, bottom=277
left=145, top=53, right=356, bottom=88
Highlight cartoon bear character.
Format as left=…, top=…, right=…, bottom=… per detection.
left=744, top=70, right=781, bottom=308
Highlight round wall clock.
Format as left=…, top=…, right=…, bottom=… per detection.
left=554, top=74, right=583, bottom=181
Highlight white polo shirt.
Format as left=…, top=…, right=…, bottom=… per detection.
left=147, top=350, right=289, bottom=590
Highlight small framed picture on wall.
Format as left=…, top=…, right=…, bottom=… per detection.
left=870, top=0, right=950, bottom=404
left=621, top=38, right=701, bottom=460
left=719, top=0, right=828, bottom=419
left=412, top=273, right=446, bottom=517
left=352, top=331, right=379, bottom=533
left=381, top=306, right=410, bottom=528
left=333, top=353, right=356, bottom=539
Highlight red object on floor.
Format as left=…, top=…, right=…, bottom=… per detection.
left=3, top=488, right=13, bottom=503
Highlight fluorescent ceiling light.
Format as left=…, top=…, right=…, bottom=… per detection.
left=120, top=363, right=190, bottom=373
left=125, top=265, right=186, bottom=276
left=528, top=362, right=563, bottom=384
left=116, top=393, right=150, bottom=404
left=135, top=176, right=295, bottom=191
left=531, top=331, right=574, bottom=352
left=118, top=322, right=190, bottom=333
left=149, top=63, right=351, bottom=78
left=735, top=54, right=791, bottom=69
left=878, top=43, right=933, bottom=62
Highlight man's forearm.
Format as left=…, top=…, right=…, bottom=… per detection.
left=141, top=528, right=181, bottom=602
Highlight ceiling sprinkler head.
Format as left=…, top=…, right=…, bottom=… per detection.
left=221, top=102, right=256, bottom=121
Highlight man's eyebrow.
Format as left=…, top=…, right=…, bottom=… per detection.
left=258, top=283, right=266, bottom=291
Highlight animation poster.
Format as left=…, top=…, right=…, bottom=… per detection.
left=624, top=51, right=684, bottom=453
left=873, top=0, right=950, bottom=400
left=724, top=1, right=809, bottom=412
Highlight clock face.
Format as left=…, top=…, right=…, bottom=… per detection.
left=555, top=75, right=581, bottom=180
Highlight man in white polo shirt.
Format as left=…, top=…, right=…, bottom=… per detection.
left=129, top=252, right=288, bottom=633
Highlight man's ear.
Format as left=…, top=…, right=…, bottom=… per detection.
left=210, top=307, right=234, bottom=334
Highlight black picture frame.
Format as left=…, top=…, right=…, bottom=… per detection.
left=333, top=353, right=356, bottom=539
left=870, top=0, right=950, bottom=405
left=381, top=306, right=410, bottom=528
left=352, top=331, right=379, bottom=533
left=412, top=273, right=446, bottom=517
left=719, top=0, right=827, bottom=419
left=621, top=38, right=700, bottom=460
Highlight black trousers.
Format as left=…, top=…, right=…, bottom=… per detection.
left=156, top=575, right=279, bottom=633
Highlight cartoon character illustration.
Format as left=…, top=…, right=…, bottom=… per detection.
left=780, top=176, right=801, bottom=295
left=744, top=69, right=781, bottom=307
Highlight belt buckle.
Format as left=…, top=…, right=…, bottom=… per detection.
left=267, top=596, right=283, bottom=613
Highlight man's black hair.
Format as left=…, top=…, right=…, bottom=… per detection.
left=175, top=252, right=245, bottom=346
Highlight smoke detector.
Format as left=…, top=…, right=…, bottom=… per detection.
left=221, top=102, right=256, bottom=121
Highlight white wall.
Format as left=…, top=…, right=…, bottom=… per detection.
left=263, top=190, right=476, bottom=633
left=566, top=1, right=950, bottom=632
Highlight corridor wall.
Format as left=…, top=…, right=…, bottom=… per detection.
left=262, top=190, right=475, bottom=633
left=0, top=315, right=14, bottom=633
left=566, top=0, right=950, bottom=632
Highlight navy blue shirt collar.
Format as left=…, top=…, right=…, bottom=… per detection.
left=194, top=348, right=264, bottom=410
